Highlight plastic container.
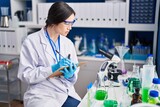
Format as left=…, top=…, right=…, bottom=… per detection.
left=142, top=65, right=155, bottom=88
left=27, top=9, right=32, bottom=21
left=141, top=65, right=155, bottom=103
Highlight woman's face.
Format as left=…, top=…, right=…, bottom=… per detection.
left=54, top=14, right=75, bottom=36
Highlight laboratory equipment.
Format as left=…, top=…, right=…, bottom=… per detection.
left=97, top=49, right=122, bottom=87
left=74, top=36, right=86, bottom=56
left=115, top=46, right=129, bottom=74
left=142, top=65, right=155, bottom=88
left=150, top=78, right=160, bottom=100
left=27, top=8, right=32, bottom=21
left=132, top=65, right=140, bottom=78
left=88, top=39, right=96, bottom=56
left=87, top=82, right=92, bottom=107
left=145, top=54, right=154, bottom=65
left=127, top=77, right=141, bottom=95
left=103, top=81, right=118, bottom=107
left=118, top=75, right=131, bottom=107
left=142, top=65, right=155, bottom=103
left=0, top=58, right=21, bottom=107
left=95, top=90, right=108, bottom=101
left=131, top=88, right=142, bottom=105
left=148, top=90, right=159, bottom=104
left=0, top=7, right=9, bottom=27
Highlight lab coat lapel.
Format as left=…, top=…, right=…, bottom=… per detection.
left=39, top=28, right=57, bottom=63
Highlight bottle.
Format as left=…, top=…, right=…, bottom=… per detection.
left=150, top=78, right=160, bottom=99
left=11, top=15, right=19, bottom=28
left=145, top=54, right=154, bottom=65
left=83, top=34, right=87, bottom=52
left=27, top=9, right=32, bottom=21
left=103, top=35, right=109, bottom=52
left=131, top=88, right=142, bottom=105
left=148, top=90, right=159, bottom=104
left=89, top=39, right=96, bottom=55
left=119, top=83, right=131, bottom=107
left=98, top=33, right=105, bottom=51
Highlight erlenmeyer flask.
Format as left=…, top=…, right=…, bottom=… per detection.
left=103, top=81, right=118, bottom=107
left=118, top=76, right=131, bottom=107
left=115, top=46, right=129, bottom=74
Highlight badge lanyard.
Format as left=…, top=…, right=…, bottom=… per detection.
left=45, top=30, right=61, bottom=62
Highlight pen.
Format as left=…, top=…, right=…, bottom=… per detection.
left=56, top=50, right=70, bottom=60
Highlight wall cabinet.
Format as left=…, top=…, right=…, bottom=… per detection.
left=0, top=28, right=26, bottom=55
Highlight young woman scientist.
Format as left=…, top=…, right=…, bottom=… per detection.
left=18, top=2, right=81, bottom=107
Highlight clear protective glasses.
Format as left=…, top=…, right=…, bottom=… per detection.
left=63, top=19, right=76, bottom=26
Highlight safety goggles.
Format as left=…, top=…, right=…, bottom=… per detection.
left=63, top=19, right=76, bottom=26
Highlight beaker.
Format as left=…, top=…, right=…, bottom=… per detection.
left=94, top=78, right=108, bottom=101
left=95, top=89, right=108, bottom=100
left=142, top=65, right=155, bottom=103
left=1, top=7, right=9, bottom=16
left=115, top=46, right=129, bottom=74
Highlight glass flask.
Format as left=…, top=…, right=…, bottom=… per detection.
left=103, top=81, right=118, bottom=107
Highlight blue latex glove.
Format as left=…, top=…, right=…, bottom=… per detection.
left=61, top=62, right=77, bottom=79
left=51, top=58, right=71, bottom=73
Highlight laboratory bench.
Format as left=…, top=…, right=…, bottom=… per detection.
left=77, top=71, right=159, bottom=107
left=75, top=56, right=145, bottom=98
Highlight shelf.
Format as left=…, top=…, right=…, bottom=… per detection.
left=10, top=0, right=46, bottom=26
left=78, top=56, right=107, bottom=61
left=78, top=56, right=145, bottom=64
left=126, top=24, right=157, bottom=31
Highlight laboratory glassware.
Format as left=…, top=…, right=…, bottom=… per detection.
left=115, top=46, right=129, bottom=74
left=131, top=88, right=142, bottom=105
left=148, top=90, right=159, bottom=104
left=103, top=81, right=118, bottom=107
left=142, top=65, right=155, bottom=103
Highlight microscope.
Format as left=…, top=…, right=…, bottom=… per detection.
left=97, top=49, right=122, bottom=87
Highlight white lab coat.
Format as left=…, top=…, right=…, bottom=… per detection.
left=18, top=28, right=81, bottom=107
